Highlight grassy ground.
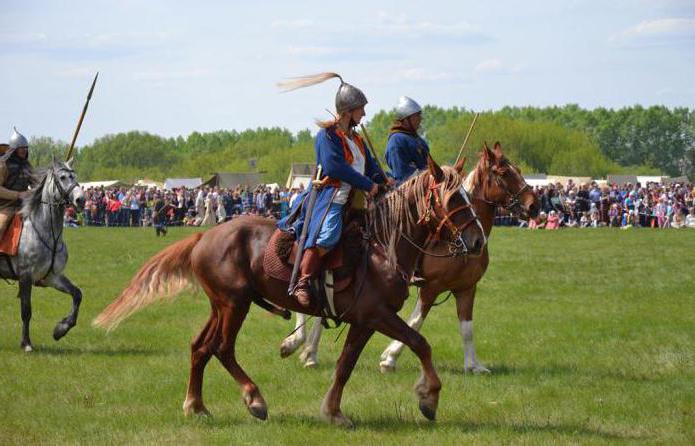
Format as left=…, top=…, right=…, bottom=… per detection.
left=0, top=226, right=693, bottom=445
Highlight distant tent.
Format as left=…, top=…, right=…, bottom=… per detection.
left=134, top=178, right=164, bottom=189
left=636, top=176, right=666, bottom=185
left=287, top=163, right=314, bottom=189
left=606, top=175, right=638, bottom=186
left=546, top=175, right=593, bottom=186
left=523, top=173, right=549, bottom=187
left=663, top=176, right=689, bottom=185
left=204, top=172, right=262, bottom=188
left=81, top=180, right=129, bottom=189
left=164, top=177, right=203, bottom=190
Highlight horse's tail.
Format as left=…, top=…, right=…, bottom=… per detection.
left=92, top=232, right=204, bottom=331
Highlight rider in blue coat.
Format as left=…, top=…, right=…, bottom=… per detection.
left=385, top=97, right=430, bottom=185
left=277, top=73, right=389, bottom=307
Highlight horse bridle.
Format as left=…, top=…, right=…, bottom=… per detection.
left=48, top=167, right=80, bottom=207
left=402, top=178, right=480, bottom=257
left=481, top=168, right=531, bottom=214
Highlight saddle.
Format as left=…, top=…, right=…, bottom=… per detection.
left=263, top=221, right=367, bottom=325
left=0, top=214, right=22, bottom=256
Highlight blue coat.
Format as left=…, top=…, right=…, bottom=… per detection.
left=385, top=131, right=430, bottom=184
left=278, top=126, right=385, bottom=249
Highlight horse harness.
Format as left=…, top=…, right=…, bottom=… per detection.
left=33, top=167, right=79, bottom=281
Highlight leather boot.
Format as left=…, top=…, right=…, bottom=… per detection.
left=293, top=247, right=322, bottom=308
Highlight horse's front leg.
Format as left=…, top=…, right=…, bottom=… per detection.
left=18, top=276, right=33, bottom=352
left=320, top=323, right=374, bottom=428
left=371, top=306, right=441, bottom=421
left=280, top=312, right=307, bottom=358
left=379, top=287, right=436, bottom=373
left=455, top=286, right=490, bottom=374
left=48, top=274, right=83, bottom=341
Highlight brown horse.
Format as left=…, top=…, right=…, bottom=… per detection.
left=93, top=159, right=486, bottom=427
left=281, top=142, right=540, bottom=374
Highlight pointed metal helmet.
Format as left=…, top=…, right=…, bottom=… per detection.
left=395, top=96, right=422, bottom=120
left=335, top=81, right=368, bottom=114
left=277, top=72, right=368, bottom=114
left=9, top=127, right=29, bottom=150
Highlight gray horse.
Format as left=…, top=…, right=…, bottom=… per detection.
left=0, top=159, right=85, bottom=352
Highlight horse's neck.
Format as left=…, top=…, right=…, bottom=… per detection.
left=393, top=217, right=429, bottom=276
left=29, top=184, right=64, bottom=237
left=465, top=170, right=495, bottom=236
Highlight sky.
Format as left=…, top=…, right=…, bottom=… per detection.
left=1, top=0, right=694, bottom=145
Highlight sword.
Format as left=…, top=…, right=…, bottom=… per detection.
left=288, top=164, right=323, bottom=295
left=65, top=72, right=99, bottom=162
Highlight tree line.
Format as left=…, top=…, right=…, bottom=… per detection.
left=27, top=104, right=694, bottom=183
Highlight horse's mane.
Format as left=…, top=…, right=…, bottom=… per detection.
left=368, top=166, right=464, bottom=267
left=19, top=166, right=50, bottom=217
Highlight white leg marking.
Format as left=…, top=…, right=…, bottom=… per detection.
left=460, top=320, right=490, bottom=374
left=280, top=313, right=307, bottom=358
left=300, top=317, right=323, bottom=368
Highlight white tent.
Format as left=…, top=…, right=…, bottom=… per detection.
left=164, top=177, right=203, bottom=190
left=81, top=180, right=126, bottom=189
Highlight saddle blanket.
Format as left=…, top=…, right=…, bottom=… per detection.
left=0, top=214, right=22, bottom=256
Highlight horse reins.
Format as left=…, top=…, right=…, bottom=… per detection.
left=32, top=167, right=79, bottom=281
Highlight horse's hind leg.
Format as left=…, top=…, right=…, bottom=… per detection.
left=299, top=317, right=324, bottom=368
left=183, top=311, right=219, bottom=417
left=320, top=324, right=374, bottom=428
left=280, top=312, right=307, bottom=358
left=370, top=307, right=441, bottom=421
left=213, top=299, right=268, bottom=420
left=18, top=276, right=33, bottom=352
left=49, top=275, right=83, bottom=341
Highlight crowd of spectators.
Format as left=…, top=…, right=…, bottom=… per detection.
left=494, top=180, right=695, bottom=229
left=66, top=179, right=695, bottom=231
left=68, top=183, right=307, bottom=229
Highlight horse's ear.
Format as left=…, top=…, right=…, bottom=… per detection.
left=66, top=158, right=73, bottom=170
left=493, top=141, right=504, bottom=160
left=482, top=142, right=495, bottom=162
left=427, top=155, right=444, bottom=182
left=454, top=156, right=466, bottom=175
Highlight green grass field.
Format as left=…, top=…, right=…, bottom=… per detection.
left=1, top=226, right=693, bottom=445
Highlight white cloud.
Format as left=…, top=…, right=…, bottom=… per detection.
left=54, top=67, right=96, bottom=79
left=271, top=19, right=314, bottom=29
left=287, top=46, right=342, bottom=56
left=475, top=59, right=503, bottom=73
left=396, top=68, right=454, bottom=82
left=87, top=31, right=171, bottom=48
left=373, top=12, right=490, bottom=41
left=610, top=18, right=695, bottom=45
left=0, top=32, right=48, bottom=45
left=132, top=69, right=210, bottom=82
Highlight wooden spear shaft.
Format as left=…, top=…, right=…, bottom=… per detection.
left=454, top=112, right=479, bottom=165
left=66, top=72, right=99, bottom=161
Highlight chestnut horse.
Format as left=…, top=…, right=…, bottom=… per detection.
left=93, top=159, right=485, bottom=427
left=281, top=142, right=539, bottom=373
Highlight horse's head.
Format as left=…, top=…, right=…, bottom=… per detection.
left=419, top=156, right=486, bottom=256
left=48, top=158, right=85, bottom=211
left=470, top=142, right=539, bottom=219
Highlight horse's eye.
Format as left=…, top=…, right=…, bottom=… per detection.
left=60, top=175, right=66, bottom=180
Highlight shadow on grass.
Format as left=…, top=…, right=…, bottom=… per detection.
left=262, top=413, right=647, bottom=441
left=25, top=345, right=165, bottom=357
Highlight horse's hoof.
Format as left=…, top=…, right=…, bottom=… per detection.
left=464, top=364, right=491, bottom=374
left=379, top=361, right=396, bottom=374
left=280, top=338, right=301, bottom=359
left=247, top=402, right=268, bottom=421
left=53, top=323, right=71, bottom=341
left=303, top=358, right=317, bottom=369
left=22, top=344, right=33, bottom=353
left=418, top=401, right=437, bottom=421
left=321, top=411, right=354, bottom=429
left=183, top=398, right=211, bottom=417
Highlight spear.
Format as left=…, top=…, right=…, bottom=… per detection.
left=65, top=72, right=99, bottom=162
left=359, top=124, right=388, bottom=180
left=454, top=112, right=479, bottom=165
